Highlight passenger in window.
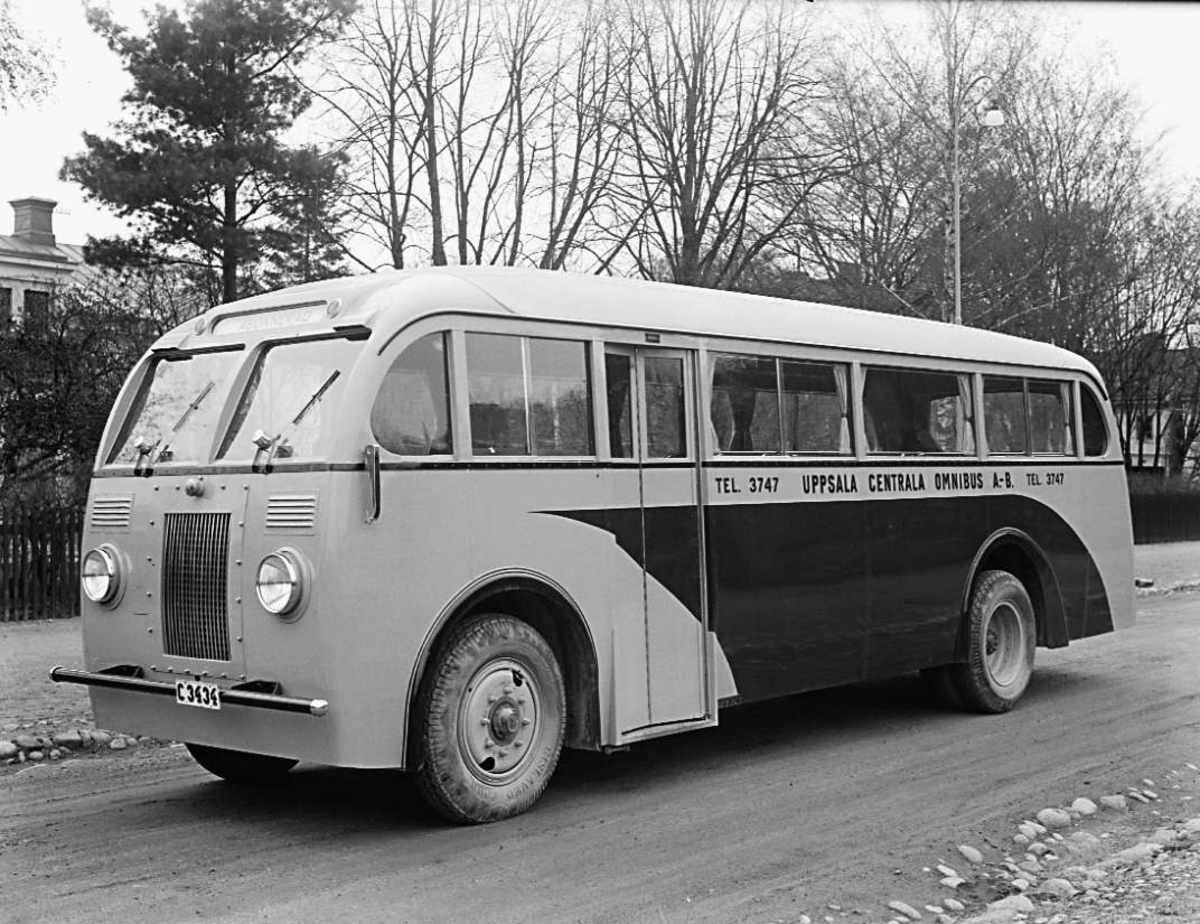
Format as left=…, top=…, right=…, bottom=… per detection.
left=908, top=408, right=942, bottom=453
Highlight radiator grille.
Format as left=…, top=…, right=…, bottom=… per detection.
left=90, top=495, right=133, bottom=530
left=162, top=512, right=231, bottom=661
left=266, top=493, right=318, bottom=532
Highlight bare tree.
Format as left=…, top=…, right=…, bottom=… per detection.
left=609, top=0, right=826, bottom=289
left=310, top=0, right=426, bottom=269
left=0, top=0, right=54, bottom=111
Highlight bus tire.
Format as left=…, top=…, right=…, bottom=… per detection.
left=415, top=614, right=565, bottom=824
left=952, top=569, right=1036, bottom=713
left=185, top=743, right=298, bottom=782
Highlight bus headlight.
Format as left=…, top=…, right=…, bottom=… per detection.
left=82, top=545, right=122, bottom=605
left=255, top=549, right=308, bottom=617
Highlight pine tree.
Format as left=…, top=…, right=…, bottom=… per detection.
left=62, top=0, right=355, bottom=304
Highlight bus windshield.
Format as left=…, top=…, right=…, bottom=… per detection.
left=218, top=338, right=363, bottom=461
left=107, top=350, right=243, bottom=466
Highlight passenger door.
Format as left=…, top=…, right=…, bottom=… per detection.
left=605, top=347, right=708, bottom=732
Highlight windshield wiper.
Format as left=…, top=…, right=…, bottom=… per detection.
left=252, top=370, right=341, bottom=472
left=156, top=380, right=216, bottom=463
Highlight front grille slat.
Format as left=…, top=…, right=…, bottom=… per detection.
left=162, top=512, right=231, bottom=661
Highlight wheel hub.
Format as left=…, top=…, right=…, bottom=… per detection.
left=984, top=602, right=1024, bottom=687
left=490, top=702, right=521, bottom=742
left=460, top=659, right=539, bottom=782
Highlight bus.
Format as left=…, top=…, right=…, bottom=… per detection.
left=53, top=267, right=1134, bottom=823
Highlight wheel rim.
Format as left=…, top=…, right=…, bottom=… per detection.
left=458, top=658, right=541, bottom=785
left=984, top=601, right=1026, bottom=688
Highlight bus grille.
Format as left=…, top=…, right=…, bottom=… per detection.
left=162, top=512, right=231, bottom=662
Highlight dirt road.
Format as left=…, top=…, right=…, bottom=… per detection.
left=2, top=593, right=1197, bottom=924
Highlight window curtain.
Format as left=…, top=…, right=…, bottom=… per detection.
left=1060, top=382, right=1075, bottom=454
left=834, top=365, right=851, bottom=454
left=957, top=374, right=975, bottom=454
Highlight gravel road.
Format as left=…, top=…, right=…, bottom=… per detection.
left=2, top=591, right=1198, bottom=924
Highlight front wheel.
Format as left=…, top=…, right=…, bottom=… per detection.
left=951, top=569, right=1037, bottom=713
left=186, top=743, right=298, bottom=782
left=415, top=614, right=565, bottom=824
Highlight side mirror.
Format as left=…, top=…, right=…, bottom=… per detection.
left=364, top=444, right=381, bottom=523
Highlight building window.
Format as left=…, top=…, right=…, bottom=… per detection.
left=23, top=289, right=51, bottom=330
left=0, top=287, right=11, bottom=325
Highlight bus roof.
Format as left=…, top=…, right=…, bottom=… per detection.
left=180, top=266, right=1099, bottom=378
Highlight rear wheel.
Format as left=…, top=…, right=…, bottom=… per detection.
left=415, top=614, right=565, bottom=824
left=951, top=569, right=1036, bottom=713
left=186, top=743, right=298, bottom=782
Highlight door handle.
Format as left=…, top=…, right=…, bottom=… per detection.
left=364, top=443, right=381, bottom=523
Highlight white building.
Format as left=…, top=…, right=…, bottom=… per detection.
left=0, top=198, right=87, bottom=325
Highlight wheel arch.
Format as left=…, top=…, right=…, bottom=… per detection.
left=960, top=529, right=1069, bottom=653
left=405, top=570, right=602, bottom=767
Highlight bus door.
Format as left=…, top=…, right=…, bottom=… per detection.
left=605, top=346, right=709, bottom=733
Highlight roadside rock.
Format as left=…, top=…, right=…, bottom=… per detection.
left=957, top=845, right=984, bottom=864
left=52, top=729, right=83, bottom=748
left=1036, top=808, right=1072, bottom=829
left=963, top=894, right=1036, bottom=924
left=0, top=740, right=17, bottom=760
left=1037, top=877, right=1077, bottom=899
left=109, top=737, right=128, bottom=751
left=887, top=899, right=922, bottom=920
left=1106, top=841, right=1162, bottom=867
left=1099, top=795, right=1128, bottom=812
left=1070, top=797, right=1098, bottom=816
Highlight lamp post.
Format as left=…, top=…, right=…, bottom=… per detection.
left=950, top=82, right=1004, bottom=325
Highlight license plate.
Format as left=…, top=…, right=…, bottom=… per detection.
left=175, top=680, right=221, bottom=710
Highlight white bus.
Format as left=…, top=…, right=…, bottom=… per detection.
left=54, top=267, right=1134, bottom=823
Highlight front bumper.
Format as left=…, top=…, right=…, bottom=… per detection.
left=50, top=666, right=330, bottom=717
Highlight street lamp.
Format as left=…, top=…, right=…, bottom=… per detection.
left=950, top=86, right=1005, bottom=325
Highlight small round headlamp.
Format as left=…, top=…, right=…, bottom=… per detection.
left=82, top=546, right=122, bottom=605
left=255, top=550, right=306, bottom=616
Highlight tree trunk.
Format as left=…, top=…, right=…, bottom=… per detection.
left=223, top=180, right=238, bottom=303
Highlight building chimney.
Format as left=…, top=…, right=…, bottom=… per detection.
left=10, top=197, right=57, bottom=247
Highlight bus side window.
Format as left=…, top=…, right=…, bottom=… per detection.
left=862, top=368, right=964, bottom=453
left=780, top=360, right=851, bottom=454
left=645, top=355, right=686, bottom=458
left=983, top=376, right=1027, bottom=454
left=605, top=353, right=634, bottom=458
left=1081, top=385, right=1109, bottom=456
left=466, top=333, right=529, bottom=455
left=1028, top=380, right=1074, bottom=454
left=370, top=332, right=453, bottom=455
left=710, top=354, right=780, bottom=452
left=465, top=333, right=595, bottom=457
left=528, top=338, right=593, bottom=456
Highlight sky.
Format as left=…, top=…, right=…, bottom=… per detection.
left=3, top=0, right=1200, bottom=249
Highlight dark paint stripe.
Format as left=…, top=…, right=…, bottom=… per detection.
left=551, top=494, right=1114, bottom=706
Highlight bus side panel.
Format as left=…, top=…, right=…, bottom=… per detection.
left=705, top=497, right=868, bottom=703
left=704, top=470, right=1128, bottom=707
left=863, top=497, right=967, bottom=676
